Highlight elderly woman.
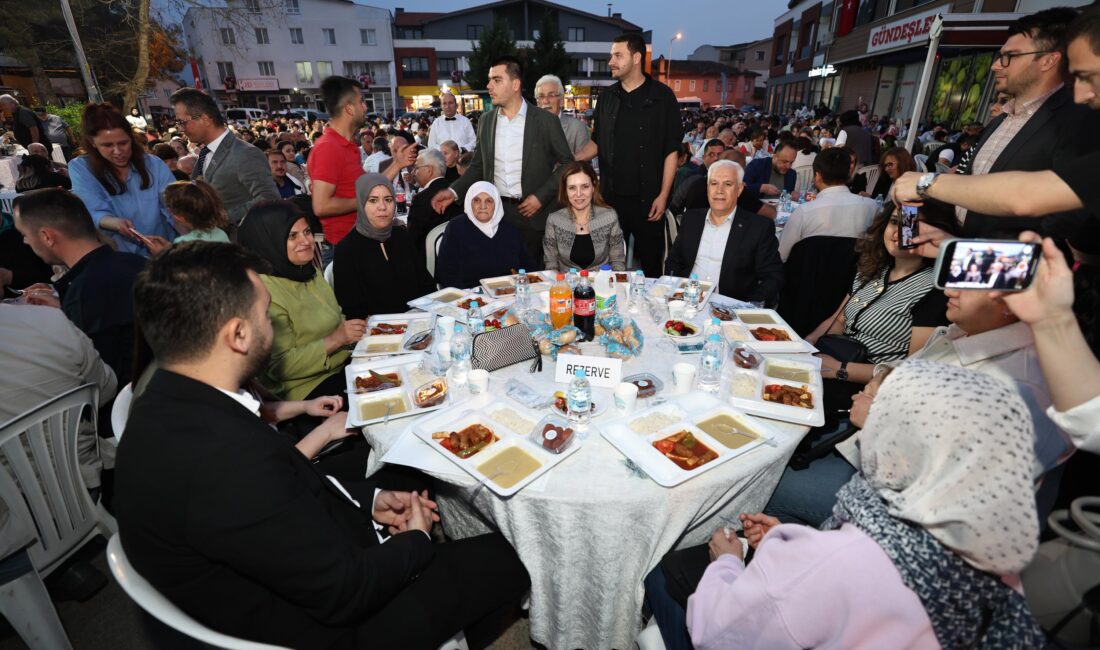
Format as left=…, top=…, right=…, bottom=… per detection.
left=646, top=361, right=1044, bottom=650
left=237, top=201, right=366, bottom=401
left=807, top=200, right=960, bottom=410
left=333, top=173, right=435, bottom=319
left=435, top=181, right=532, bottom=289
left=543, top=161, right=625, bottom=273
left=69, top=103, right=176, bottom=255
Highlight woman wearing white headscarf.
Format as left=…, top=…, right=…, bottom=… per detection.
left=655, top=360, right=1045, bottom=649
left=435, top=180, right=532, bottom=289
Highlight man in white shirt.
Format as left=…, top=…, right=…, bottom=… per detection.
left=362, top=136, right=391, bottom=173
left=777, top=147, right=878, bottom=260
left=426, top=92, right=476, bottom=152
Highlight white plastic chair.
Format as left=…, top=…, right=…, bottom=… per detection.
left=913, top=154, right=928, bottom=172
left=107, top=534, right=291, bottom=650
left=637, top=618, right=667, bottom=650
left=856, top=164, right=881, bottom=195
left=0, top=190, right=17, bottom=217
left=935, top=162, right=952, bottom=174
left=793, top=164, right=814, bottom=197
left=323, top=261, right=335, bottom=288
left=624, top=235, right=635, bottom=271
left=665, top=209, right=679, bottom=255
left=110, top=383, right=133, bottom=444
left=0, top=384, right=116, bottom=649
left=425, top=221, right=448, bottom=280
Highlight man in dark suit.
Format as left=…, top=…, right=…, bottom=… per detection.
left=409, top=148, right=461, bottom=270
left=432, top=55, right=574, bottom=267
left=986, top=262, right=1012, bottom=289
left=742, top=142, right=798, bottom=196
left=959, top=7, right=1100, bottom=238
left=170, top=88, right=279, bottom=229
left=665, top=160, right=784, bottom=305
left=115, top=242, right=530, bottom=649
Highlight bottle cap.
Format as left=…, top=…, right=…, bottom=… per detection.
left=570, top=267, right=578, bottom=273
left=635, top=270, right=644, bottom=276
left=690, top=273, right=698, bottom=280
left=712, top=317, right=721, bottom=326
left=579, top=270, right=589, bottom=277
left=518, top=268, right=526, bottom=274
left=574, top=369, right=585, bottom=378
left=556, top=273, right=565, bottom=281
left=454, top=324, right=462, bottom=332
left=600, top=264, right=612, bottom=271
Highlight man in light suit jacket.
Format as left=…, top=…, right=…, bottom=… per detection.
left=116, top=242, right=530, bottom=649
left=432, top=56, right=574, bottom=267
left=665, top=160, right=784, bottom=306
left=171, top=88, right=279, bottom=230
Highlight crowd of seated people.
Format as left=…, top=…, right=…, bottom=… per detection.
left=4, top=6, right=1100, bottom=646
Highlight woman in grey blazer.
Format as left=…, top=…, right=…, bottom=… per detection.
left=543, top=161, right=627, bottom=273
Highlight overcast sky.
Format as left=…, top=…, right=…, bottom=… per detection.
left=390, top=0, right=790, bottom=57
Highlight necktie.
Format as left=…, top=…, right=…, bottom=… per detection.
left=444, top=117, right=456, bottom=121
left=195, top=145, right=210, bottom=178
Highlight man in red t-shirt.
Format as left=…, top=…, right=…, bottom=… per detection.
left=309, top=76, right=368, bottom=244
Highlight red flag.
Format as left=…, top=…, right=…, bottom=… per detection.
left=837, top=0, right=858, bottom=37
left=190, top=58, right=203, bottom=90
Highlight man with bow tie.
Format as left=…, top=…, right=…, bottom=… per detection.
left=426, top=91, right=476, bottom=152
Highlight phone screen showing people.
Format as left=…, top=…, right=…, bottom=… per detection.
left=898, top=205, right=919, bottom=249
left=935, top=239, right=1041, bottom=291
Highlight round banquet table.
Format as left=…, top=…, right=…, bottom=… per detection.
left=359, top=292, right=812, bottom=650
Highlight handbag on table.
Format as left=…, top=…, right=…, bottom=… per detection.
left=470, top=323, right=540, bottom=372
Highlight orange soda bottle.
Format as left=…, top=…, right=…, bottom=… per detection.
left=549, top=273, right=573, bottom=330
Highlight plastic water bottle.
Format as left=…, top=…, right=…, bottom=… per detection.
left=703, top=316, right=723, bottom=340
left=684, top=273, right=702, bottom=317
left=567, top=368, right=591, bottom=435
left=514, top=269, right=530, bottom=310
left=566, top=267, right=579, bottom=291
left=595, top=264, right=616, bottom=310
left=698, top=334, right=726, bottom=393
left=448, top=324, right=471, bottom=386
left=467, top=298, right=485, bottom=334
left=629, top=270, right=645, bottom=314
left=779, top=189, right=790, bottom=206
left=874, top=194, right=885, bottom=215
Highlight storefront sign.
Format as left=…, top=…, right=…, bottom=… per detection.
left=555, top=354, right=622, bottom=388
left=867, top=5, right=949, bottom=54
left=808, top=64, right=837, bottom=78
left=237, top=78, right=280, bottom=92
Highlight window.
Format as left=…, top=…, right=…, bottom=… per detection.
left=284, top=0, right=299, bottom=13
left=255, top=27, right=269, bottom=44
left=755, top=50, right=765, bottom=62
left=322, top=28, right=336, bottom=45
left=703, top=79, right=709, bottom=92
left=245, top=0, right=261, bottom=13
left=398, top=27, right=423, bottom=39
left=296, top=61, right=313, bottom=84
left=344, top=61, right=369, bottom=76
left=591, top=59, right=609, bottom=74
left=290, top=28, right=303, bottom=44
left=745, top=79, right=752, bottom=93
left=360, top=28, right=376, bottom=45
left=317, top=61, right=333, bottom=78
left=220, top=28, right=235, bottom=45
left=216, top=61, right=235, bottom=83
left=674, top=80, right=681, bottom=91
left=567, top=27, right=585, bottom=41
left=689, top=80, right=696, bottom=92
left=258, top=61, right=276, bottom=76
left=467, top=25, right=484, bottom=40
left=438, top=57, right=457, bottom=74
left=401, top=56, right=430, bottom=79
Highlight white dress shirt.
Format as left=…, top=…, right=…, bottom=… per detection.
left=1048, top=396, right=1100, bottom=454
left=427, top=112, right=477, bottom=152
left=777, top=185, right=878, bottom=261
left=493, top=100, right=527, bottom=199
left=363, top=151, right=391, bottom=174
left=201, top=128, right=231, bottom=176
left=691, top=209, right=735, bottom=284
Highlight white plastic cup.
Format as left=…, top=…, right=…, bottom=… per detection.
left=672, top=363, right=696, bottom=394
left=668, top=300, right=687, bottom=320
left=613, top=382, right=639, bottom=414
left=468, top=369, right=489, bottom=395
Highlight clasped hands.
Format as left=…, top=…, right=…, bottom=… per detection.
left=372, top=490, right=440, bottom=536
left=707, top=513, right=781, bottom=562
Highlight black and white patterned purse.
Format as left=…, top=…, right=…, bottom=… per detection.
left=470, top=323, right=539, bottom=372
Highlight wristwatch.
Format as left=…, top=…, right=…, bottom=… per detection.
left=916, top=172, right=940, bottom=199
left=835, top=361, right=849, bottom=381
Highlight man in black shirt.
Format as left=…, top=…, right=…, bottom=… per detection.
left=14, top=189, right=145, bottom=386
left=577, top=33, right=681, bottom=278
left=0, top=94, right=42, bottom=147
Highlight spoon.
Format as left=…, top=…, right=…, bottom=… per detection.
left=467, top=458, right=519, bottom=502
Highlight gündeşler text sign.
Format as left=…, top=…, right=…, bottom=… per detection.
left=866, top=5, right=948, bottom=55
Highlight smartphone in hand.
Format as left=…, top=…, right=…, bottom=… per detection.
left=898, top=205, right=920, bottom=250
left=934, top=239, right=1041, bottom=291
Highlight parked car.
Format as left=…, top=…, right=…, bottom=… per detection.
left=226, top=107, right=268, bottom=126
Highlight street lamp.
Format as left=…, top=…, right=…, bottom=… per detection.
left=667, top=32, right=683, bottom=86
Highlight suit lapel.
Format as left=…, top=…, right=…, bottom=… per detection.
left=988, top=90, right=1064, bottom=174
left=483, top=109, right=498, bottom=183
left=204, top=132, right=235, bottom=179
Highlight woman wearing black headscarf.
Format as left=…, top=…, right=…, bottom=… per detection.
left=237, top=201, right=366, bottom=401
left=333, top=173, right=435, bottom=320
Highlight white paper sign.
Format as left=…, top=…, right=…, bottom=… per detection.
left=555, top=354, right=622, bottom=388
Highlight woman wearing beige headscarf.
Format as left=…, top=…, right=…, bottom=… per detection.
left=332, top=173, right=434, bottom=319
left=649, top=360, right=1045, bottom=649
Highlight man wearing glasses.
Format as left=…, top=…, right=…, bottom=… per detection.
left=954, top=7, right=1100, bottom=238
left=535, top=74, right=591, bottom=156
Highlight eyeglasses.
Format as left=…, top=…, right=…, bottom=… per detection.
left=994, top=96, right=1011, bottom=105
left=535, top=92, right=562, bottom=100
left=174, top=116, right=198, bottom=127
left=995, top=50, right=1053, bottom=67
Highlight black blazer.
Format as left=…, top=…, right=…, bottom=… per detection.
left=408, top=176, right=462, bottom=259
left=664, top=207, right=784, bottom=306
left=114, top=370, right=433, bottom=650
left=963, top=86, right=1100, bottom=237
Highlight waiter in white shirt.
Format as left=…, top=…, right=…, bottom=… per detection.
left=426, top=92, right=476, bottom=152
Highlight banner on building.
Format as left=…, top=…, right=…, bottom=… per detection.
left=867, top=5, right=949, bottom=54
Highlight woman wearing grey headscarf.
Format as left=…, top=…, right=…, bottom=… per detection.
left=333, top=173, right=435, bottom=319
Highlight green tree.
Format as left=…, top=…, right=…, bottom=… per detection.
left=525, top=12, right=571, bottom=96
left=465, top=17, right=519, bottom=93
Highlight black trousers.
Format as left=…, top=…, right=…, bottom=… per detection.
left=501, top=200, right=545, bottom=271
left=607, top=193, right=665, bottom=277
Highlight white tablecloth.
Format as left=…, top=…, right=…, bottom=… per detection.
left=0, top=157, right=19, bottom=190
left=360, top=296, right=810, bottom=649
